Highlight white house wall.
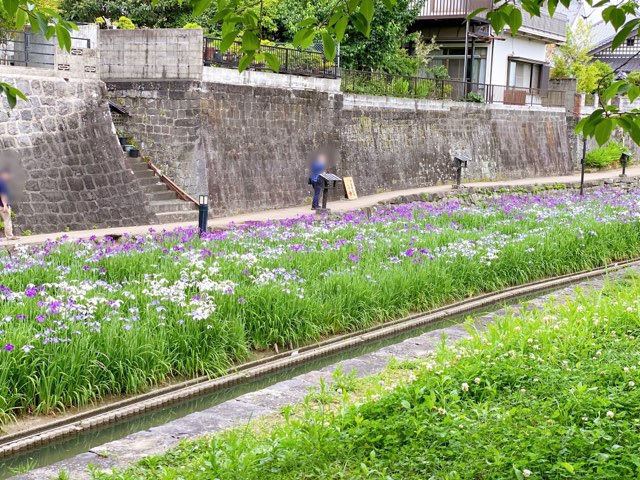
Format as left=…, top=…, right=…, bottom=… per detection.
left=486, top=35, right=549, bottom=86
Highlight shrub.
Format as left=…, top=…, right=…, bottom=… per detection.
left=182, top=22, right=203, bottom=29
left=115, top=16, right=135, bottom=30
left=465, top=91, right=484, bottom=103
left=585, top=141, right=629, bottom=169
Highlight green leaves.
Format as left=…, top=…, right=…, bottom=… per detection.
left=293, top=27, right=316, bottom=51
left=3, top=0, right=19, bottom=17
left=0, top=0, right=77, bottom=107
left=190, top=0, right=214, bottom=17
left=0, top=82, right=27, bottom=109
left=55, top=23, right=72, bottom=51
left=486, top=4, right=523, bottom=35
left=507, top=8, right=522, bottom=34
left=321, top=32, right=336, bottom=61
left=264, top=52, right=280, bottom=73
left=611, top=19, right=639, bottom=50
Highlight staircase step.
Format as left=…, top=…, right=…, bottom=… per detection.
left=126, top=162, right=152, bottom=174
left=155, top=211, right=200, bottom=224
left=150, top=200, right=198, bottom=213
left=147, top=190, right=178, bottom=201
left=137, top=176, right=165, bottom=187
left=142, top=183, right=169, bottom=194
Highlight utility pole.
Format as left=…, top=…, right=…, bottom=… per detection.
left=580, top=136, right=586, bottom=196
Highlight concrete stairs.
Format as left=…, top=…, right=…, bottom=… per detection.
left=124, top=157, right=199, bottom=224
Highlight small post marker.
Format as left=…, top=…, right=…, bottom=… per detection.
left=198, top=195, right=209, bottom=235
left=620, top=152, right=630, bottom=178
left=453, top=155, right=470, bottom=189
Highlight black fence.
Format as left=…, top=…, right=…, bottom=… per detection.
left=204, top=36, right=339, bottom=79
left=0, top=30, right=91, bottom=69
left=341, top=70, right=565, bottom=107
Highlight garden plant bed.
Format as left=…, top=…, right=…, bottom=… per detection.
left=92, top=268, right=640, bottom=479
left=2, top=187, right=640, bottom=426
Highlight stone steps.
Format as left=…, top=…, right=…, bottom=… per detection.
left=150, top=200, right=198, bottom=214
left=126, top=156, right=199, bottom=224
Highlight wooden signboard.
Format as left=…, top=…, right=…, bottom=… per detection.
left=343, top=176, right=358, bottom=200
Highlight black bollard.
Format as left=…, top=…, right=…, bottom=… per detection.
left=198, top=195, right=209, bottom=235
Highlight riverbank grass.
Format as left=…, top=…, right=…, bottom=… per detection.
left=95, top=271, right=640, bottom=479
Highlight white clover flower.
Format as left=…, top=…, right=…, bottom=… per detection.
left=474, top=377, right=481, bottom=384
left=630, top=381, right=636, bottom=388
left=522, top=469, right=532, bottom=478
left=461, top=382, right=469, bottom=392
left=606, top=411, right=615, bottom=419
left=437, top=407, right=447, bottom=416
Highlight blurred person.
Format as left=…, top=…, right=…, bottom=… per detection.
left=309, top=153, right=327, bottom=210
left=0, top=167, right=17, bottom=240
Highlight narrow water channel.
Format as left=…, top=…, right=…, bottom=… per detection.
left=0, top=293, right=537, bottom=479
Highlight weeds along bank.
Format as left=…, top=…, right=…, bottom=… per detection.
left=94, top=268, right=640, bottom=480
left=1, top=187, right=640, bottom=422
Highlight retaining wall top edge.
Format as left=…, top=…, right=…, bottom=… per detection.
left=342, top=93, right=567, bottom=114
left=202, top=67, right=342, bottom=93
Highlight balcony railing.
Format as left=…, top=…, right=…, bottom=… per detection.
left=203, top=36, right=339, bottom=79
left=341, top=70, right=565, bottom=107
left=418, top=0, right=493, bottom=19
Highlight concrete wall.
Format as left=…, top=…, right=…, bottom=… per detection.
left=487, top=35, right=549, bottom=86
left=108, top=74, right=572, bottom=216
left=100, top=29, right=203, bottom=81
left=0, top=69, right=156, bottom=233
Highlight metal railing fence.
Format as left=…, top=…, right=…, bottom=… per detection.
left=341, top=69, right=565, bottom=107
left=203, top=36, right=339, bottom=79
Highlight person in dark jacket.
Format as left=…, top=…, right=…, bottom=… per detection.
left=309, top=154, right=327, bottom=210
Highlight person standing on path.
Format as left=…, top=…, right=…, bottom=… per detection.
left=0, top=168, right=17, bottom=240
left=309, top=154, right=327, bottom=210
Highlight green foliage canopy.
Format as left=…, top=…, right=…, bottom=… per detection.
left=551, top=20, right=613, bottom=95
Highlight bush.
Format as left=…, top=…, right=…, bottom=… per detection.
left=465, top=91, right=484, bottom=103
left=115, top=16, right=135, bottom=29
left=182, top=22, right=203, bottom=29
left=585, top=141, right=629, bottom=169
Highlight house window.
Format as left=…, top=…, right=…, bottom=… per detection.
left=627, top=38, right=635, bottom=46
left=508, top=60, right=542, bottom=89
left=430, top=46, right=487, bottom=83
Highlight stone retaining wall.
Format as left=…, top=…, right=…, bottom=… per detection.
left=0, top=71, right=156, bottom=234
left=109, top=77, right=572, bottom=217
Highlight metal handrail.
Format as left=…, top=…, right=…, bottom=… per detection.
left=146, top=161, right=198, bottom=206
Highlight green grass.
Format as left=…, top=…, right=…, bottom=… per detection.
left=95, top=272, right=640, bottom=479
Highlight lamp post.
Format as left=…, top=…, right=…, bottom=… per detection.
left=198, top=195, right=209, bottom=235
left=620, top=152, right=630, bottom=177
left=580, top=136, right=586, bottom=196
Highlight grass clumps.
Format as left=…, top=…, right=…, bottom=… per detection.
left=95, top=272, right=640, bottom=479
left=586, top=141, right=629, bottom=169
